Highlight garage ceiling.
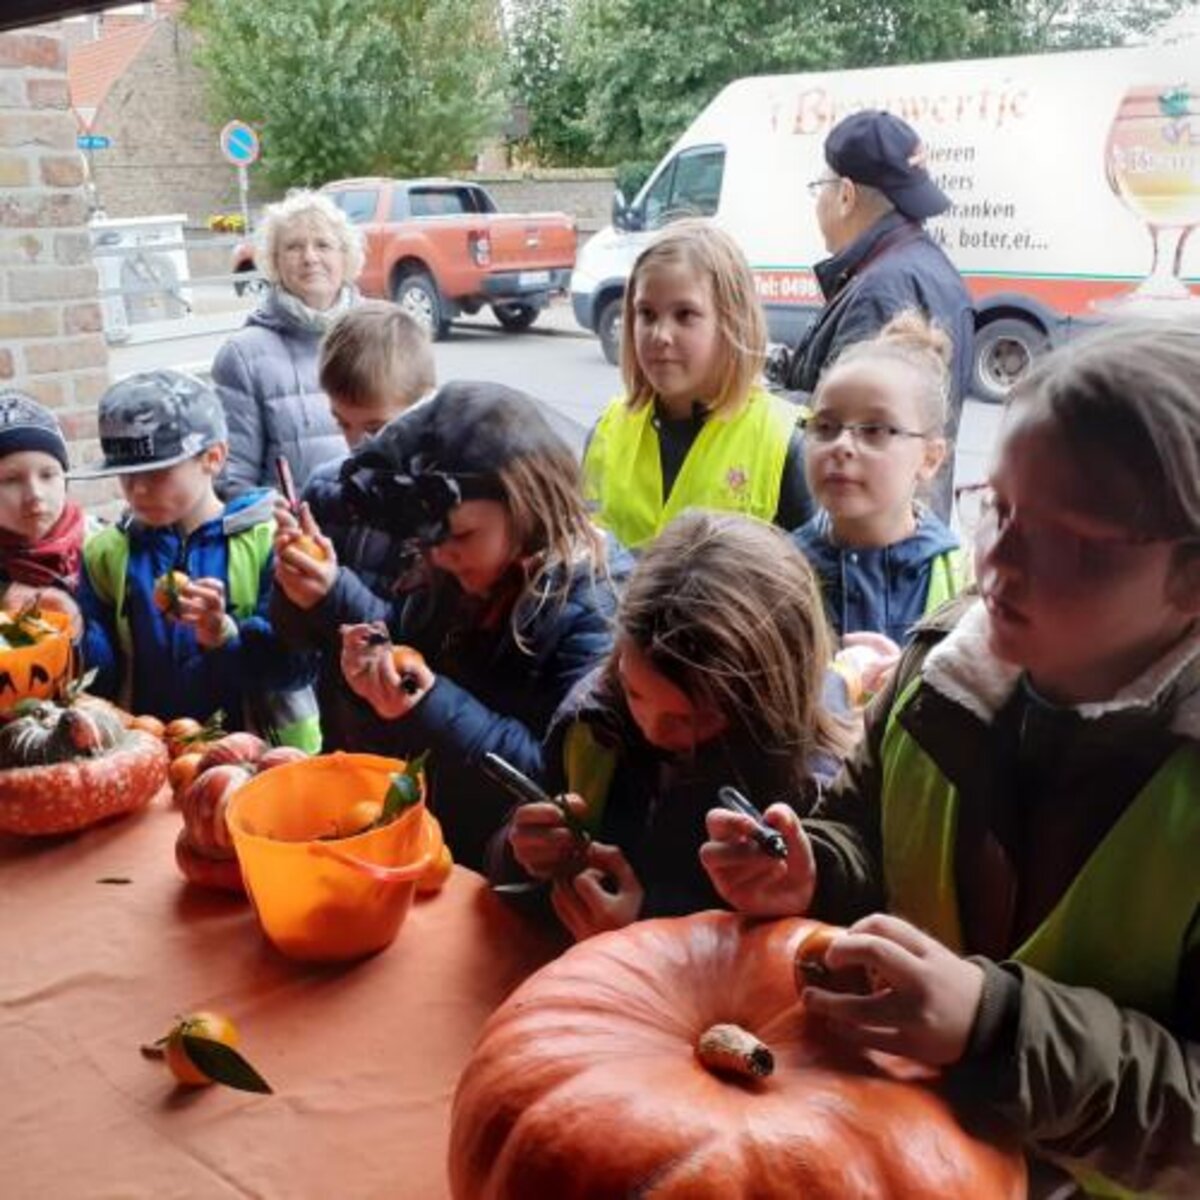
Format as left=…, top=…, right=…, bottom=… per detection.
left=3, top=2, right=123, bottom=34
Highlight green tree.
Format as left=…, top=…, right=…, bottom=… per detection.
left=185, top=0, right=508, bottom=189
left=507, top=0, right=597, bottom=165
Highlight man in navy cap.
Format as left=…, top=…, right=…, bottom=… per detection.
left=780, top=109, right=973, bottom=516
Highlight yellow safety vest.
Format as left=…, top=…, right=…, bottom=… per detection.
left=583, top=387, right=801, bottom=549
left=880, top=677, right=1200, bottom=1198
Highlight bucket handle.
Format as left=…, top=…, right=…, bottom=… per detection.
left=308, top=841, right=432, bottom=885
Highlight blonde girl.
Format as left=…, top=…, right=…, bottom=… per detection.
left=794, top=309, right=961, bottom=654
left=339, top=381, right=624, bottom=870
left=499, top=510, right=855, bottom=940
left=583, top=219, right=812, bottom=549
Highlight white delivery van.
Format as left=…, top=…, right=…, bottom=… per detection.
left=569, top=39, right=1200, bottom=399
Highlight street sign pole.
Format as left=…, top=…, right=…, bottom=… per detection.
left=238, top=164, right=250, bottom=238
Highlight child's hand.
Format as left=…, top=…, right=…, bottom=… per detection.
left=176, top=576, right=235, bottom=649
left=839, top=631, right=902, bottom=698
left=700, top=802, right=817, bottom=917
left=801, top=913, right=985, bottom=1067
left=26, top=586, right=83, bottom=640
left=550, top=842, right=643, bottom=941
left=509, top=793, right=589, bottom=880
left=273, top=501, right=337, bottom=610
left=339, top=622, right=435, bottom=719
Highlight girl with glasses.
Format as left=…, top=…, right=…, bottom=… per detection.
left=793, top=310, right=962, bottom=699
left=702, top=319, right=1200, bottom=1198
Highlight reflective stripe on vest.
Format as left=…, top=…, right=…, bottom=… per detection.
left=582, top=387, right=800, bottom=549
left=880, top=677, right=1200, bottom=1196
left=923, top=548, right=962, bottom=615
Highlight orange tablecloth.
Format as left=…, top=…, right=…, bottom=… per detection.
left=0, top=800, right=564, bottom=1199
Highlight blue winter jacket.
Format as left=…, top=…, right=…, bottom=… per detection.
left=792, top=506, right=960, bottom=646
left=488, top=665, right=851, bottom=918
left=78, top=489, right=316, bottom=728
left=344, top=550, right=629, bottom=871
left=270, top=452, right=420, bottom=750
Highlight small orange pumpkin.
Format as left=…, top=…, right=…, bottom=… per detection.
left=450, top=913, right=1027, bottom=1199
left=0, top=608, right=72, bottom=709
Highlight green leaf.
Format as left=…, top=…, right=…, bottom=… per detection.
left=379, top=750, right=429, bottom=824
left=180, top=1034, right=273, bottom=1094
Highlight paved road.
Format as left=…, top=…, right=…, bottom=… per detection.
left=109, top=295, right=1002, bottom=493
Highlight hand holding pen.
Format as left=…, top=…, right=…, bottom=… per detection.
left=699, top=791, right=818, bottom=918
left=339, top=622, right=434, bottom=718
left=717, top=787, right=788, bottom=859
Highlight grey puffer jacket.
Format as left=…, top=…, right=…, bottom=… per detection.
left=212, top=288, right=348, bottom=498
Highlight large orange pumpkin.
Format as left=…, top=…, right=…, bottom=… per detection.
left=449, top=913, right=1027, bottom=1199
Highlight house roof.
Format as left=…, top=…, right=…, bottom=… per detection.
left=68, top=18, right=157, bottom=127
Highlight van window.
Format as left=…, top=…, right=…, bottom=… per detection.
left=328, top=188, right=379, bottom=224
left=642, top=147, right=725, bottom=229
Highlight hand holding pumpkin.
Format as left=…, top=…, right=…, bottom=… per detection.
left=800, top=912, right=985, bottom=1067
left=509, top=793, right=589, bottom=880
left=273, top=500, right=337, bottom=610
left=340, top=623, right=434, bottom=719
left=550, top=841, right=643, bottom=941
left=700, top=801, right=817, bottom=917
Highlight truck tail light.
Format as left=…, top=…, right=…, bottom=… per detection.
left=469, top=230, right=491, bottom=267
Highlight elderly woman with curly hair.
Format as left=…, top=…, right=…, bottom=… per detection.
left=213, top=190, right=365, bottom=498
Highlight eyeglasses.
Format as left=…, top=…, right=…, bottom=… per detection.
left=806, top=177, right=841, bottom=196
left=801, top=414, right=930, bottom=451
left=954, top=482, right=1190, bottom=582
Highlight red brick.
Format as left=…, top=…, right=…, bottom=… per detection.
left=0, top=192, right=89, bottom=229
left=7, top=266, right=97, bottom=302
left=57, top=407, right=99, bottom=441
left=54, top=231, right=93, bottom=265
left=0, top=231, right=45, bottom=264
left=0, top=112, right=77, bottom=152
left=24, top=336, right=108, bottom=374
left=0, top=307, right=57, bottom=337
left=0, top=348, right=12, bottom=378
left=0, top=35, right=65, bottom=72
left=64, top=301, right=103, bottom=334
left=16, top=377, right=64, bottom=408
left=40, top=155, right=85, bottom=188
left=71, top=369, right=111, bottom=405
left=26, top=79, right=70, bottom=111
left=0, top=153, right=30, bottom=186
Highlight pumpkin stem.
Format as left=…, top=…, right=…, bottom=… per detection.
left=695, top=1023, right=774, bottom=1080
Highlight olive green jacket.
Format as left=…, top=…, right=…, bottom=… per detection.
left=805, top=595, right=1200, bottom=1198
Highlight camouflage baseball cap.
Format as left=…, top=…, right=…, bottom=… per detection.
left=72, top=370, right=228, bottom=478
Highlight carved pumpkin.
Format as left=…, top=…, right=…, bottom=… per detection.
left=450, top=913, right=1027, bottom=1200
left=0, top=608, right=72, bottom=709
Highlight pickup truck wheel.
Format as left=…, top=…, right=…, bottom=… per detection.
left=597, top=295, right=623, bottom=366
left=395, top=272, right=449, bottom=340
left=492, top=302, right=540, bottom=332
left=972, top=317, right=1048, bottom=404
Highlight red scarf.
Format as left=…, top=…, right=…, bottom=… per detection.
left=0, top=501, right=87, bottom=590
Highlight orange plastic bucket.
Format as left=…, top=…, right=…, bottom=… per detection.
left=225, top=752, right=438, bottom=962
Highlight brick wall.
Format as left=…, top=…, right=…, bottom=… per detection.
left=87, top=20, right=237, bottom=226
left=467, top=168, right=616, bottom=233
left=0, top=25, right=118, bottom=516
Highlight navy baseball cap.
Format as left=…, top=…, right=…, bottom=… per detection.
left=72, top=370, right=227, bottom=478
left=825, top=110, right=950, bottom=221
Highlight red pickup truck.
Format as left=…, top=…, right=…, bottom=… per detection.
left=233, top=177, right=576, bottom=339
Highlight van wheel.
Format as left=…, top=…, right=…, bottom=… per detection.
left=972, top=318, right=1048, bottom=404
left=597, top=295, right=623, bottom=365
left=492, top=302, right=539, bottom=332
left=394, top=271, right=449, bottom=340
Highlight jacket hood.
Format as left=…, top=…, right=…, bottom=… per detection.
left=121, top=486, right=277, bottom=541
left=922, top=598, right=1200, bottom=740
left=796, top=505, right=959, bottom=575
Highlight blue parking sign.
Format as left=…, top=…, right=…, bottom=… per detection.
left=219, top=121, right=260, bottom=167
